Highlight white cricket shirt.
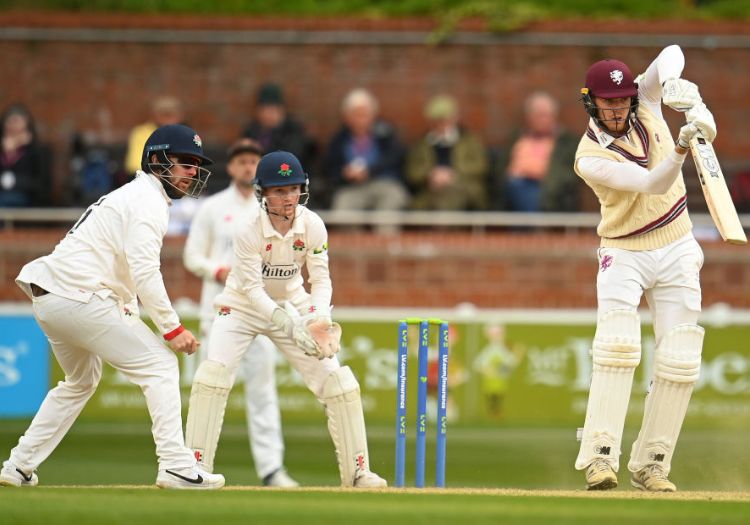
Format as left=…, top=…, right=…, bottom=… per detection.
left=16, top=171, right=181, bottom=335
left=217, top=205, right=332, bottom=322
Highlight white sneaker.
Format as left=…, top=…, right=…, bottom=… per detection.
left=0, top=462, right=38, bottom=487
left=585, top=459, right=618, bottom=491
left=262, top=468, right=300, bottom=488
left=353, top=470, right=388, bottom=488
left=631, top=464, right=676, bottom=492
left=156, top=465, right=225, bottom=490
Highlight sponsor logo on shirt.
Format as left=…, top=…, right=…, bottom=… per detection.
left=262, top=263, right=299, bottom=280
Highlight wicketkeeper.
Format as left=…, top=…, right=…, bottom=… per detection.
left=185, top=150, right=387, bottom=488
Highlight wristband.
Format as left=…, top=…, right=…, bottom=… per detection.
left=164, top=325, right=185, bottom=341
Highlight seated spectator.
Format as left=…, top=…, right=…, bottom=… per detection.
left=241, top=83, right=320, bottom=206
left=0, top=104, right=52, bottom=207
left=496, top=91, right=579, bottom=212
left=324, top=88, right=409, bottom=211
left=241, top=82, right=313, bottom=166
left=124, top=95, right=183, bottom=175
left=406, top=95, right=489, bottom=210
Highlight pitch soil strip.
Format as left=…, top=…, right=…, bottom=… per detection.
left=38, top=486, right=750, bottom=501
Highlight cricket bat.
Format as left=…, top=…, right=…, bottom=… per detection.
left=689, top=134, right=747, bottom=245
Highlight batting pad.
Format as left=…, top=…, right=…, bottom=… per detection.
left=575, top=309, right=641, bottom=471
left=319, top=366, right=370, bottom=486
left=185, top=360, right=233, bottom=473
left=629, top=324, right=704, bottom=475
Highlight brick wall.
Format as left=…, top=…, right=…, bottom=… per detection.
left=0, top=13, right=749, bottom=206
left=2, top=229, right=748, bottom=308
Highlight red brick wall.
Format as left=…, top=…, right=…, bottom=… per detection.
left=1, top=13, right=749, bottom=203
left=2, top=229, right=748, bottom=308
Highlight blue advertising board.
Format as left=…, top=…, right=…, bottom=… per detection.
left=0, top=315, right=49, bottom=417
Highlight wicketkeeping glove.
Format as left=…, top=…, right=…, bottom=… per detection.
left=306, top=318, right=342, bottom=360
left=685, top=102, right=717, bottom=142
left=662, top=78, right=702, bottom=112
left=271, top=307, right=321, bottom=358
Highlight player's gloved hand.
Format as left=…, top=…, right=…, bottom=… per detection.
left=662, top=78, right=701, bottom=112
left=685, top=102, right=717, bottom=142
left=677, top=122, right=699, bottom=149
left=168, top=329, right=200, bottom=355
left=271, top=307, right=321, bottom=357
left=306, top=317, right=342, bottom=360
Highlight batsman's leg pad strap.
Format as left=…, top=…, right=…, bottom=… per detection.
left=319, top=366, right=370, bottom=486
left=185, top=360, right=233, bottom=473
left=629, top=324, right=704, bottom=474
left=575, top=309, right=641, bottom=471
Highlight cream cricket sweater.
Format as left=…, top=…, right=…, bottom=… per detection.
left=574, top=105, right=692, bottom=250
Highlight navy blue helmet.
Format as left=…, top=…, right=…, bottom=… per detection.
left=254, top=150, right=310, bottom=214
left=141, top=124, right=212, bottom=198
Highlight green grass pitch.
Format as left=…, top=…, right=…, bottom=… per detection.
left=1, top=421, right=748, bottom=524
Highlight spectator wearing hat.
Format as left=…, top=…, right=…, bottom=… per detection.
left=124, top=96, right=184, bottom=175
left=323, top=88, right=409, bottom=212
left=406, top=95, right=489, bottom=210
left=241, top=83, right=313, bottom=169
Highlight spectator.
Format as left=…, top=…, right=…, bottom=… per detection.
left=496, top=92, right=579, bottom=212
left=324, top=88, right=409, bottom=212
left=0, top=104, right=52, bottom=207
left=124, top=96, right=184, bottom=175
left=406, top=95, right=489, bottom=210
left=241, top=83, right=313, bottom=166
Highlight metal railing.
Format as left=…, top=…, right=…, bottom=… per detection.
left=1, top=207, right=747, bottom=235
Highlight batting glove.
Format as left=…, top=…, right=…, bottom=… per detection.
left=677, top=122, right=699, bottom=149
left=685, top=102, right=717, bottom=142
left=662, top=78, right=702, bottom=112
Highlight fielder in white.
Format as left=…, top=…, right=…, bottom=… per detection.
left=574, top=45, right=717, bottom=492
left=183, top=139, right=298, bottom=487
left=0, top=124, right=225, bottom=490
left=185, top=150, right=387, bottom=488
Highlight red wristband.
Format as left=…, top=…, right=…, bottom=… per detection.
left=164, top=325, right=185, bottom=341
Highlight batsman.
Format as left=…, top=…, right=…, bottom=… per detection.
left=185, top=150, right=387, bottom=488
left=573, top=45, right=716, bottom=492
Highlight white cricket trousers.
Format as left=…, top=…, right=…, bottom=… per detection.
left=597, top=233, right=703, bottom=340
left=207, top=307, right=340, bottom=401
left=198, top=319, right=284, bottom=479
left=7, top=293, right=196, bottom=472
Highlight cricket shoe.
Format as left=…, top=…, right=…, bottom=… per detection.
left=585, top=459, right=618, bottom=491
left=631, top=464, right=676, bottom=492
left=0, top=462, right=38, bottom=487
left=262, top=467, right=300, bottom=488
left=156, top=465, right=225, bottom=490
left=353, top=470, right=387, bottom=488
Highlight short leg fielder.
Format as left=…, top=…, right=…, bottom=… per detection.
left=186, top=305, right=386, bottom=487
